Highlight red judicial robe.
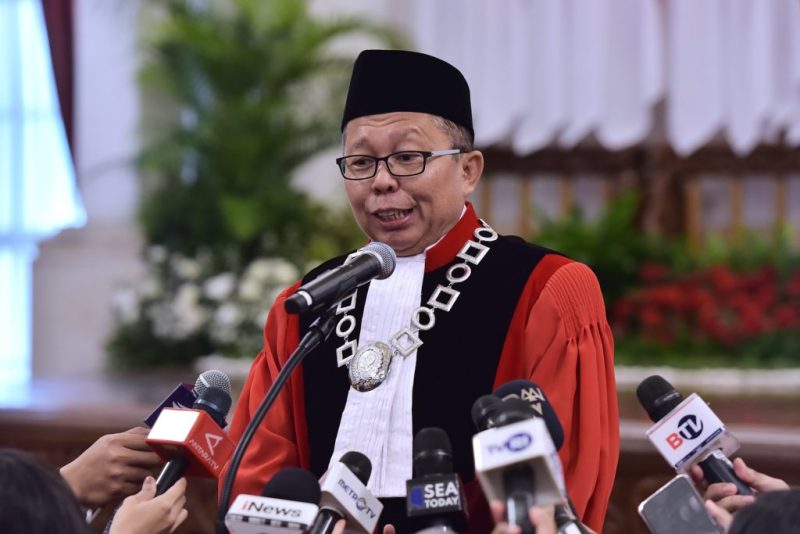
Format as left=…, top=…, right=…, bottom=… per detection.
left=223, top=203, right=619, bottom=533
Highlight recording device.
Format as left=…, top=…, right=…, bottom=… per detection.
left=146, top=385, right=234, bottom=495
left=284, top=242, right=396, bottom=314
left=493, top=380, right=589, bottom=534
left=472, top=394, right=564, bottom=534
left=144, top=369, right=231, bottom=427
left=309, top=451, right=383, bottom=534
left=225, top=467, right=321, bottom=534
left=405, top=427, right=468, bottom=533
left=638, top=474, right=723, bottom=534
left=637, top=375, right=754, bottom=496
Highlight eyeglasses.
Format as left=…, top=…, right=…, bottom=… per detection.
left=335, top=149, right=462, bottom=180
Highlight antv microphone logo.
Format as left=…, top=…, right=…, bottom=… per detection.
left=206, top=433, right=223, bottom=455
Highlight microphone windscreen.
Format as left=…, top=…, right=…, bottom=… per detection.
left=413, top=427, right=453, bottom=477
left=261, top=467, right=321, bottom=505
left=354, top=242, right=396, bottom=279
left=195, top=369, right=231, bottom=396
left=339, top=451, right=372, bottom=485
left=493, top=380, right=565, bottom=450
left=471, top=394, right=503, bottom=431
left=193, top=386, right=232, bottom=427
left=636, top=375, right=684, bottom=422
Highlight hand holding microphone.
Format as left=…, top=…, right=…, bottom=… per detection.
left=147, top=384, right=234, bottom=495
left=636, top=376, right=754, bottom=496
left=109, top=476, right=188, bottom=534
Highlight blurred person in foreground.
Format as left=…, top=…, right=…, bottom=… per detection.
left=225, top=49, right=619, bottom=532
left=0, top=448, right=187, bottom=534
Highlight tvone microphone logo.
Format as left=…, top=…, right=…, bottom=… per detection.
left=489, top=432, right=533, bottom=454
left=665, top=414, right=704, bottom=450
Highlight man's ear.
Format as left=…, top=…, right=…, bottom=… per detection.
left=461, top=150, right=484, bottom=196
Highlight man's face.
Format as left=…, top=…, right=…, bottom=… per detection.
left=342, top=112, right=482, bottom=257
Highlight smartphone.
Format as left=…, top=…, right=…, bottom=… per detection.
left=638, top=474, right=723, bottom=534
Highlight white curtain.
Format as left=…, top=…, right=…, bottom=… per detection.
left=0, top=0, right=86, bottom=384
left=411, top=0, right=800, bottom=156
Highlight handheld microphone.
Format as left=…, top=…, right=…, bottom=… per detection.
left=284, top=242, right=396, bottom=314
left=406, top=428, right=468, bottom=533
left=144, top=369, right=231, bottom=427
left=309, top=451, right=383, bottom=534
left=146, top=386, right=234, bottom=495
left=225, top=467, right=321, bottom=534
left=472, top=395, right=564, bottom=534
left=637, top=375, right=754, bottom=496
left=493, top=380, right=589, bottom=534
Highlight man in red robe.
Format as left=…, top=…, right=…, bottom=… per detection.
left=224, top=49, right=619, bottom=533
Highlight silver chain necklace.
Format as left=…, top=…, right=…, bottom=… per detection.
left=332, top=222, right=498, bottom=392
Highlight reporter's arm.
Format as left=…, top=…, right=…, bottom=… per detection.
left=109, top=476, right=188, bottom=534
left=60, top=427, right=163, bottom=508
left=692, top=458, right=789, bottom=514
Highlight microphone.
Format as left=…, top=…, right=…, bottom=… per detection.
left=144, top=369, right=231, bottom=427
left=309, top=451, right=383, bottom=534
left=493, top=381, right=589, bottom=534
left=406, top=428, right=468, bottom=533
left=284, top=242, right=396, bottom=314
left=146, top=385, right=234, bottom=495
left=637, top=375, right=754, bottom=496
left=225, top=467, right=321, bottom=534
left=471, top=395, right=564, bottom=534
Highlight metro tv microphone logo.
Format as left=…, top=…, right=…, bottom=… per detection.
left=666, top=414, right=704, bottom=450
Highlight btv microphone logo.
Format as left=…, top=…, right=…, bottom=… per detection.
left=205, top=433, right=223, bottom=456
left=665, top=414, right=704, bottom=450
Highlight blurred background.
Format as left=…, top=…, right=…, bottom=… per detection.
left=1, top=0, right=799, bottom=532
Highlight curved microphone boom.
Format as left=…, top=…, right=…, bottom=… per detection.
left=284, top=242, right=396, bottom=314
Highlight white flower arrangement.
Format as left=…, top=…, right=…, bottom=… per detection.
left=108, top=246, right=302, bottom=368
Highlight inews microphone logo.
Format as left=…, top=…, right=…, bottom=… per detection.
left=239, top=500, right=303, bottom=518
left=488, top=432, right=533, bottom=454
left=337, top=478, right=378, bottom=519
left=666, top=414, right=705, bottom=450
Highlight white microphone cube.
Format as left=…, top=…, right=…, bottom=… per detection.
left=472, top=417, right=564, bottom=505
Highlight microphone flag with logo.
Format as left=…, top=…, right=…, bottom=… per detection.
left=225, top=467, right=321, bottom=534
left=309, top=451, right=383, bottom=534
left=406, top=427, right=468, bottom=533
left=144, top=369, right=231, bottom=428
left=147, top=385, right=234, bottom=495
left=637, top=375, right=753, bottom=496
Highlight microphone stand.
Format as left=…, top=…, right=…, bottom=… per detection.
left=216, top=305, right=339, bottom=534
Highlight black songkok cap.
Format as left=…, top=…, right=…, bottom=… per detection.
left=341, top=50, right=474, bottom=141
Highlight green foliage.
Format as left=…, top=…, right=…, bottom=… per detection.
left=137, top=0, right=403, bottom=268
left=533, top=191, right=685, bottom=307
left=533, top=191, right=800, bottom=368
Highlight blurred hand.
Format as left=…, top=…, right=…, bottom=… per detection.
left=60, top=426, right=163, bottom=507
left=332, top=519, right=395, bottom=534
left=690, top=457, right=789, bottom=514
left=489, top=500, right=558, bottom=534
left=109, top=476, right=188, bottom=534
left=704, top=499, right=734, bottom=533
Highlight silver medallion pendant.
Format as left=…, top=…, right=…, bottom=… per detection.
left=347, top=342, right=393, bottom=392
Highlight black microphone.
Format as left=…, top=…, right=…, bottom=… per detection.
left=637, top=375, right=754, bottom=496
left=144, top=369, right=231, bottom=427
left=149, top=386, right=233, bottom=495
left=493, top=380, right=589, bottom=534
left=406, top=428, right=468, bottom=533
left=284, top=242, right=396, bottom=314
left=309, top=451, right=383, bottom=534
left=225, top=467, right=321, bottom=533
